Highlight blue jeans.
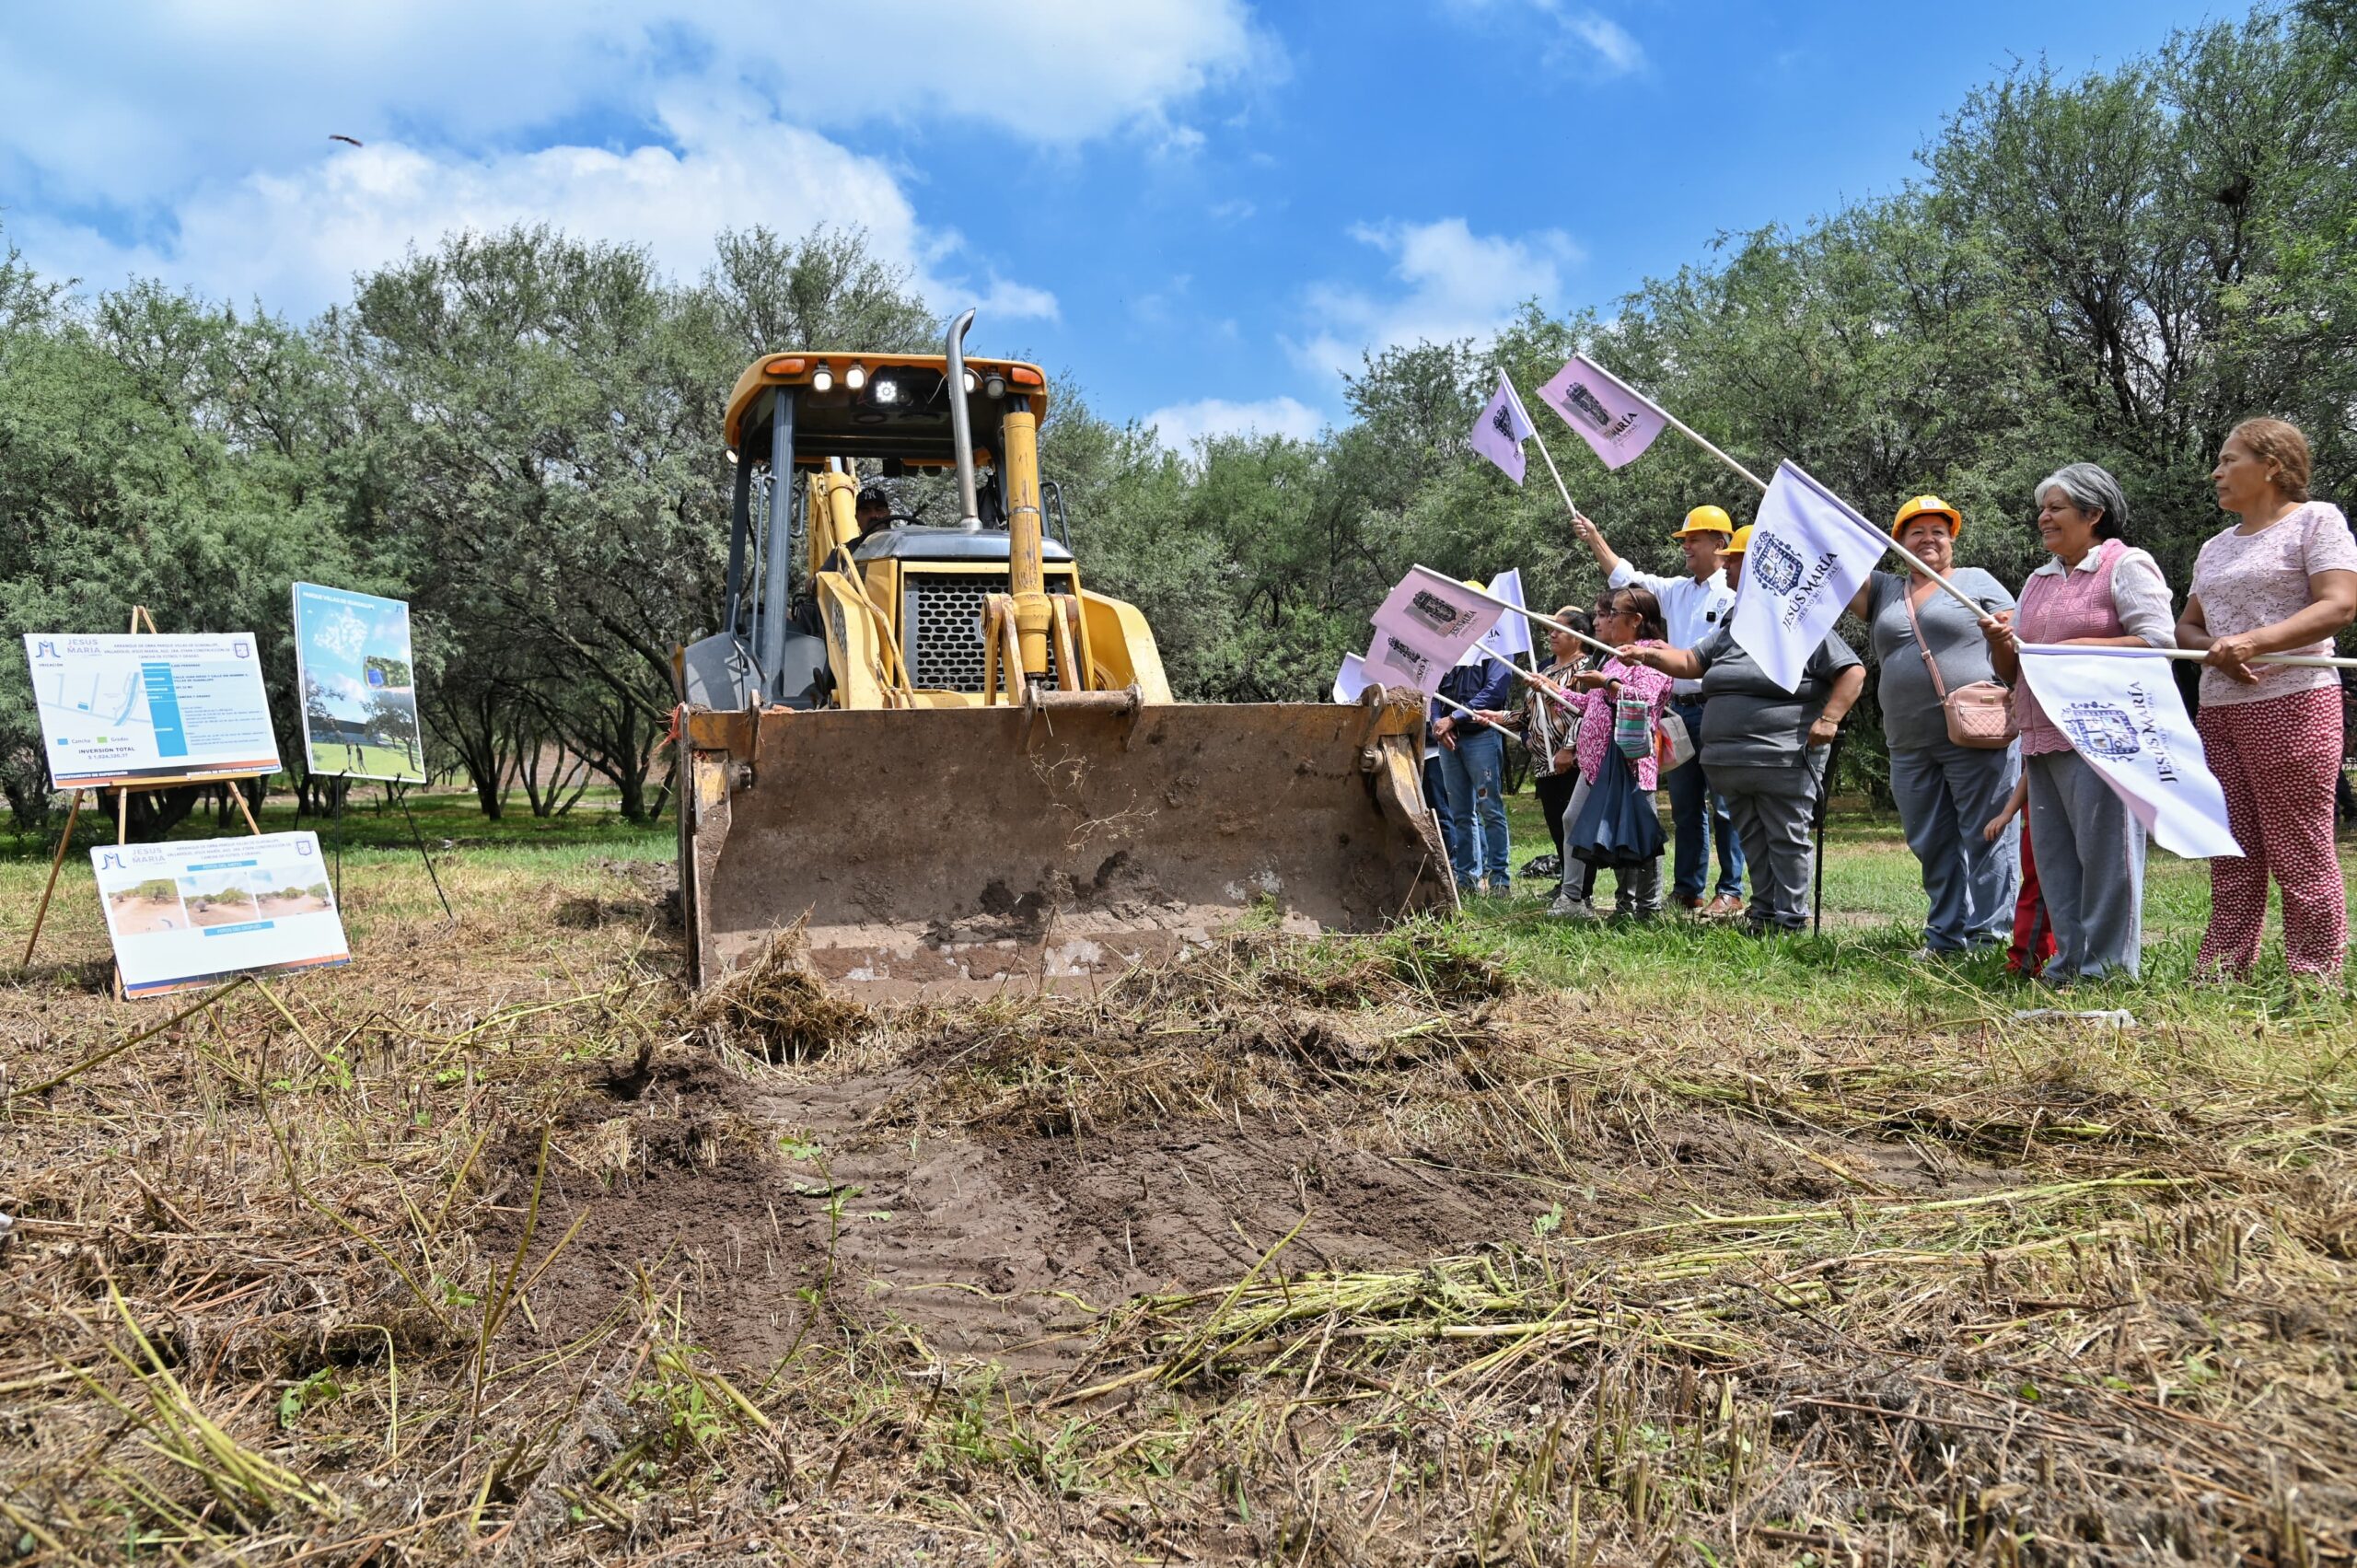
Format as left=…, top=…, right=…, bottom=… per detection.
left=1436, top=728, right=1510, bottom=889
left=1889, top=741, right=2020, bottom=951
left=1423, top=753, right=1454, bottom=845
left=1665, top=699, right=1744, bottom=900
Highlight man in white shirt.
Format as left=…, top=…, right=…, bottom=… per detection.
left=1573, top=505, right=1747, bottom=917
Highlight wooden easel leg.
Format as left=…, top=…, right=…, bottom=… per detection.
left=231, top=783, right=262, bottom=836
left=19, top=789, right=87, bottom=969
left=118, top=787, right=131, bottom=846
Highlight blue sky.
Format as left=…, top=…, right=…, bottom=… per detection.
left=1, top=1, right=2230, bottom=447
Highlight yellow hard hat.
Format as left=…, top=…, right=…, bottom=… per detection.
left=1892, top=494, right=1962, bottom=540
left=1674, top=505, right=1735, bottom=538
left=1723, top=525, right=1753, bottom=555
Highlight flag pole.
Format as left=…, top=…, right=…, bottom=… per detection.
left=1527, top=421, right=1585, bottom=525
left=1581, top=358, right=1771, bottom=494
left=1504, top=660, right=1584, bottom=716
left=1431, top=691, right=1518, bottom=740
left=1587, top=356, right=1997, bottom=624
left=2014, top=641, right=2357, bottom=670
left=1421, top=567, right=1620, bottom=659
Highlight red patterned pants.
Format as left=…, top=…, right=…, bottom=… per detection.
left=2196, top=686, right=2348, bottom=977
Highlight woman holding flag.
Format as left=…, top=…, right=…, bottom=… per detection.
left=1849, top=495, right=2022, bottom=958
left=2174, top=419, right=2357, bottom=982
left=1980, top=463, right=2178, bottom=984
left=1511, top=607, right=1598, bottom=894
left=1620, top=528, right=1864, bottom=934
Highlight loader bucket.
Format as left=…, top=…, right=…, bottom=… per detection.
left=678, top=689, right=1455, bottom=997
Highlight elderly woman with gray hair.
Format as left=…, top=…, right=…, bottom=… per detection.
left=1981, top=462, right=2177, bottom=983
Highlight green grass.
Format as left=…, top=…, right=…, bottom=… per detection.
left=9, top=778, right=2351, bottom=1028
left=302, top=743, right=424, bottom=780
left=4, top=784, right=673, bottom=867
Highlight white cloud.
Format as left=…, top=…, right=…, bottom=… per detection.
left=1143, top=395, right=1325, bottom=452
left=1291, top=217, right=1583, bottom=381
left=978, top=277, right=1062, bottom=323
left=0, top=3, right=1269, bottom=209
left=1438, top=1, right=1645, bottom=75
left=18, top=105, right=930, bottom=319
left=0, top=3, right=1265, bottom=313
left=1561, top=13, right=1644, bottom=73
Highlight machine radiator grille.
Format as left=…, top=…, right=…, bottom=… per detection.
left=901, top=573, right=1065, bottom=692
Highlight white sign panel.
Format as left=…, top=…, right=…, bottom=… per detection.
left=91, top=832, right=350, bottom=999
left=292, top=583, right=426, bottom=783
left=25, top=633, right=282, bottom=788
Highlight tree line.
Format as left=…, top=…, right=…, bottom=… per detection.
left=4, top=1, right=2350, bottom=834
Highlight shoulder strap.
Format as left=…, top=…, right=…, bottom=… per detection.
left=1899, top=585, right=1949, bottom=699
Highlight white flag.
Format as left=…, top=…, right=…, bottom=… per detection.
left=1731, top=461, right=1890, bottom=692
left=1370, top=565, right=1505, bottom=694
left=2014, top=647, right=2242, bottom=860
left=1469, top=372, right=1537, bottom=483
left=1479, top=568, right=1535, bottom=658
left=1368, top=630, right=1446, bottom=693
left=1534, top=355, right=1667, bottom=470
left=1332, top=652, right=1374, bottom=703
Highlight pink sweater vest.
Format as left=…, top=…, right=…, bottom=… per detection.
left=2014, top=538, right=2129, bottom=756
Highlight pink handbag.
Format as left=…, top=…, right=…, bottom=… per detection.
left=1904, top=588, right=2016, bottom=749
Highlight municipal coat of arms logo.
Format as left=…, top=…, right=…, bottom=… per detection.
left=1751, top=533, right=1805, bottom=596
left=2060, top=701, right=2141, bottom=758
left=1406, top=588, right=1470, bottom=636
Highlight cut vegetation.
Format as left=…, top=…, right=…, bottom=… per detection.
left=2, top=823, right=2353, bottom=1564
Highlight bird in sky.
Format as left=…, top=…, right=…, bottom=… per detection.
left=328, top=134, right=363, bottom=147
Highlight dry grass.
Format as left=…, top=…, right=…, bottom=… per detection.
left=3, top=845, right=2355, bottom=1564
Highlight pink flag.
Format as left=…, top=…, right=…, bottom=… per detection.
left=1535, top=354, right=1666, bottom=470
left=1468, top=372, right=1536, bottom=483
left=1367, top=567, right=1505, bottom=693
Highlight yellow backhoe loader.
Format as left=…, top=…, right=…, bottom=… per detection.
left=675, top=311, right=1453, bottom=995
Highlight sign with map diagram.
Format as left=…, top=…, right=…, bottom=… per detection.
left=92, top=832, right=350, bottom=998
left=292, top=584, right=425, bottom=782
left=23, top=633, right=282, bottom=789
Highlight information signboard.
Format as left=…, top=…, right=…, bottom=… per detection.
left=90, top=832, right=351, bottom=998
left=24, top=633, right=282, bottom=788
left=291, top=584, right=426, bottom=782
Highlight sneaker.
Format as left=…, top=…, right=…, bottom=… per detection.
left=1547, top=893, right=1602, bottom=921
left=1701, top=893, right=1746, bottom=920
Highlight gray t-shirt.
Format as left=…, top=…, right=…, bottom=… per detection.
left=1693, top=624, right=1864, bottom=768
left=1864, top=568, right=2016, bottom=751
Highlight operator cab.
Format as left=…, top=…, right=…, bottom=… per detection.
left=681, top=342, right=1087, bottom=712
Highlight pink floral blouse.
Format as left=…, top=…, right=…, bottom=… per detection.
left=2188, top=502, right=2357, bottom=708
left=1572, top=644, right=1675, bottom=789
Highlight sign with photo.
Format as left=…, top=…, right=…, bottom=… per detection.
left=91, top=832, right=351, bottom=998
left=23, top=633, right=282, bottom=789
left=292, top=583, right=425, bottom=782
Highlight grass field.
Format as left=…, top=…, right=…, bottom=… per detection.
left=4, top=784, right=2354, bottom=1563
left=304, top=744, right=426, bottom=783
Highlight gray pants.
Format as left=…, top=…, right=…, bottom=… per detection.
left=1712, top=756, right=1825, bottom=931
left=2024, top=750, right=2145, bottom=981
left=1890, top=741, right=2021, bottom=952
left=1560, top=772, right=1664, bottom=915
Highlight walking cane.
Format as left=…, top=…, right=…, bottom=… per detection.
left=1812, top=726, right=1845, bottom=936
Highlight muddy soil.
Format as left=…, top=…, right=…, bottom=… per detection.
left=492, top=1046, right=1516, bottom=1374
